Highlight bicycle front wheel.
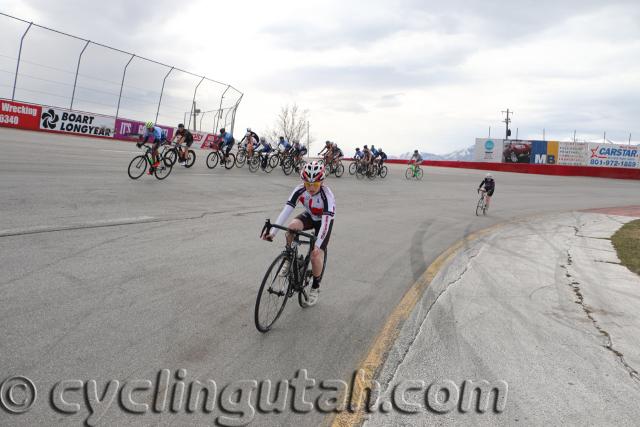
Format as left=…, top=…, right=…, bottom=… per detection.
left=415, top=168, right=424, bottom=180
left=128, top=155, right=147, bottom=179
left=335, top=163, right=344, bottom=178
left=206, top=151, right=219, bottom=169
left=379, top=165, right=388, bottom=178
left=349, top=162, right=357, bottom=175
left=248, top=156, right=260, bottom=173
left=255, top=252, right=291, bottom=332
left=163, top=148, right=178, bottom=167
left=236, top=150, right=247, bottom=167
left=476, top=196, right=484, bottom=216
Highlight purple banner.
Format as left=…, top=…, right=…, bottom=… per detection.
left=114, top=118, right=174, bottom=141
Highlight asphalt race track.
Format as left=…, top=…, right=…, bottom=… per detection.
left=1, top=128, right=638, bottom=426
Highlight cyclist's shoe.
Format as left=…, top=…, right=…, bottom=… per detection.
left=152, top=161, right=160, bottom=168
left=279, top=259, right=290, bottom=277
left=307, top=288, right=320, bottom=306
left=147, top=167, right=155, bottom=175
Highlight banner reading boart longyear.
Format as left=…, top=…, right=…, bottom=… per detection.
left=40, top=106, right=115, bottom=137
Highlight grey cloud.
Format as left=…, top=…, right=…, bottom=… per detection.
left=376, top=93, right=404, bottom=108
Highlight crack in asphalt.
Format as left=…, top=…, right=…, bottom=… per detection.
left=383, top=243, right=483, bottom=388
left=562, top=250, right=640, bottom=385
left=0, top=209, right=268, bottom=238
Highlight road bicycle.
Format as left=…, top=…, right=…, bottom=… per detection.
left=127, top=143, right=172, bottom=180
left=248, top=152, right=276, bottom=173
left=405, top=164, right=424, bottom=180
left=476, top=188, right=488, bottom=216
left=325, top=158, right=345, bottom=178
left=255, top=219, right=327, bottom=332
left=206, top=148, right=236, bottom=169
left=161, top=141, right=196, bottom=168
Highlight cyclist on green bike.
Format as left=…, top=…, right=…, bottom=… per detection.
left=478, top=173, right=495, bottom=209
left=172, top=123, right=193, bottom=166
left=137, top=121, right=163, bottom=174
left=261, top=160, right=335, bottom=307
left=408, top=149, right=423, bottom=176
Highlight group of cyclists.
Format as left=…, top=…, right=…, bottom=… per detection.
left=135, top=120, right=495, bottom=307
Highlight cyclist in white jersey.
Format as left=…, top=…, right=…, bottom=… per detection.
left=262, top=160, right=335, bottom=306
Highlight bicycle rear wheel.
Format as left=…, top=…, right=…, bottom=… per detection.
left=255, top=252, right=291, bottom=332
left=154, top=161, right=172, bottom=180
left=128, top=155, right=147, bottom=179
left=223, top=153, right=236, bottom=169
left=184, top=150, right=196, bottom=168
left=206, top=151, right=219, bottom=169
left=405, top=168, right=413, bottom=180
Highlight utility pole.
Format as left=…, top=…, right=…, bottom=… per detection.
left=501, top=109, right=512, bottom=140
left=193, top=101, right=197, bottom=132
left=516, top=128, right=519, bottom=140
left=603, top=131, right=606, bottom=143
left=306, top=121, right=310, bottom=158
left=630, top=133, right=632, bottom=146
left=488, top=126, right=491, bottom=138
left=573, top=130, right=576, bottom=142
left=543, top=128, right=546, bottom=140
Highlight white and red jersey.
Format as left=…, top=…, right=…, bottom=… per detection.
left=273, top=183, right=336, bottom=248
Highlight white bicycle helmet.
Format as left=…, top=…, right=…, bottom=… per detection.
left=301, top=160, right=326, bottom=183
left=486, top=173, right=493, bottom=178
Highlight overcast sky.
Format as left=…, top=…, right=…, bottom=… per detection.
left=2, top=0, right=639, bottom=154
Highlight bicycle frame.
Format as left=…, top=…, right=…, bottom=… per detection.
left=261, top=219, right=316, bottom=291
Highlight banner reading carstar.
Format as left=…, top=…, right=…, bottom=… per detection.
left=0, top=100, right=41, bottom=130
left=586, top=143, right=640, bottom=168
left=40, top=106, right=115, bottom=137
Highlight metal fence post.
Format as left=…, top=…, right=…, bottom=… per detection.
left=155, top=66, right=174, bottom=123
left=187, top=76, right=205, bottom=130
left=70, top=40, right=90, bottom=110
left=12, top=21, right=33, bottom=101
left=115, top=54, right=135, bottom=120
left=230, top=93, right=243, bottom=135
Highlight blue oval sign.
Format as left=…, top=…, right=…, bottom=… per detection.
left=485, top=140, right=495, bottom=150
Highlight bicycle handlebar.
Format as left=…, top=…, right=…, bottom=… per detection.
left=261, top=219, right=316, bottom=242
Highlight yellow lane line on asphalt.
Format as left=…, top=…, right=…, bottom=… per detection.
left=329, top=222, right=504, bottom=427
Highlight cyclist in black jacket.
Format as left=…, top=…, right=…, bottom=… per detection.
left=173, top=124, right=193, bottom=166
left=478, top=173, right=496, bottom=209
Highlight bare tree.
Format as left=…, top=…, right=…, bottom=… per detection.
left=266, top=103, right=313, bottom=148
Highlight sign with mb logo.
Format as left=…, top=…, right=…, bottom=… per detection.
left=531, top=140, right=558, bottom=165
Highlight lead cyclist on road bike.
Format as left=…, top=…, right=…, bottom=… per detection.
left=137, top=121, right=164, bottom=174
left=478, top=173, right=495, bottom=209
left=261, top=160, right=335, bottom=307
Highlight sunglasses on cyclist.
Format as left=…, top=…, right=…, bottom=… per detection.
left=304, top=181, right=321, bottom=191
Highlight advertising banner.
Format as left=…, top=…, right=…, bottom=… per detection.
left=530, top=140, right=550, bottom=164
left=474, top=138, right=503, bottom=163
left=503, top=140, right=532, bottom=163
left=586, top=143, right=640, bottom=168
left=0, top=100, right=42, bottom=130
left=114, top=118, right=174, bottom=142
left=39, top=106, right=115, bottom=137
left=557, top=141, right=588, bottom=166
left=546, top=141, right=559, bottom=164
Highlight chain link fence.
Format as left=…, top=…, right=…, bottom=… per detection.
left=0, top=12, right=242, bottom=134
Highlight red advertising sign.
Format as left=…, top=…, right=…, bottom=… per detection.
left=0, top=100, right=41, bottom=130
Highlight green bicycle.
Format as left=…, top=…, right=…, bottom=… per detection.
left=405, top=163, right=423, bottom=180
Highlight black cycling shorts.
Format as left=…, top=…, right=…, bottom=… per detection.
left=295, top=212, right=333, bottom=251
